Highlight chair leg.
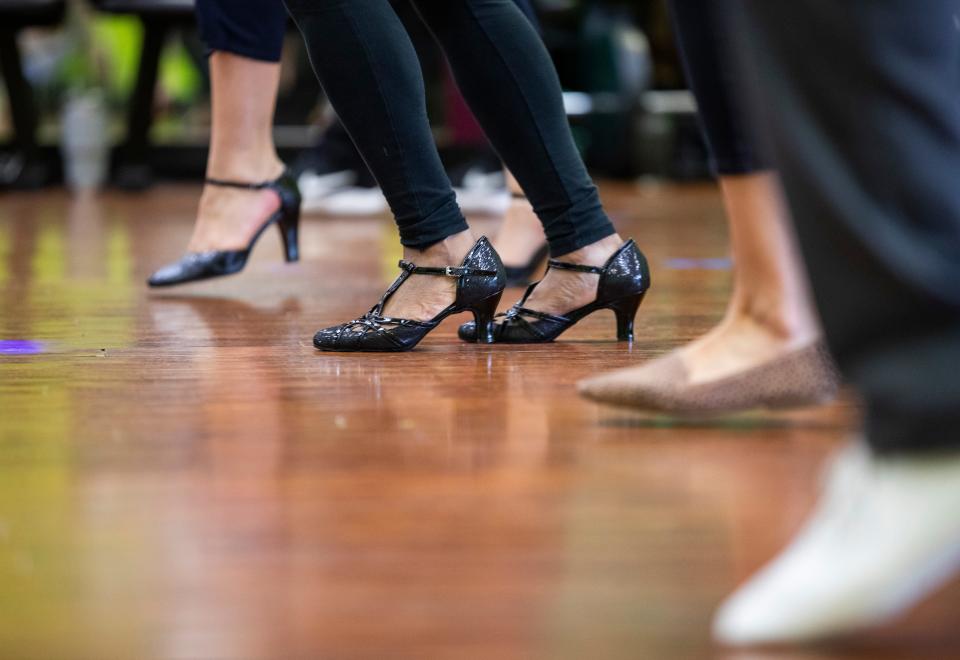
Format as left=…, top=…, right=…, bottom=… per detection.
left=0, top=26, right=51, bottom=188
left=115, top=19, right=170, bottom=190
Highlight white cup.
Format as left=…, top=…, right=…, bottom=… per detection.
left=60, top=91, right=109, bottom=191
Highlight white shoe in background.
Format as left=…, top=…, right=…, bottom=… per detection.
left=300, top=156, right=508, bottom=217
left=298, top=169, right=357, bottom=212
left=317, top=186, right=389, bottom=216
left=298, top=169, right=388, bottom=216
left=452, top=165, right=510, bottom=216
left=713, top=440, right=960, bottom=646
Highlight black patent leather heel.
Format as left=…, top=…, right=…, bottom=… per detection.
left=610, top=293, right=646, bottom=342
left=277, top=203, right=301, bottom=263
left=470, top=292, right=504, bottom=344
left=313, top=237, right=506, bottom=352
left=457, top=238, right=651, bottom=344
left=147, top=170, right=301, bottom=287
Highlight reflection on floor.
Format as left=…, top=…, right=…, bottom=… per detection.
left=0, top=183, right=956, bottom=659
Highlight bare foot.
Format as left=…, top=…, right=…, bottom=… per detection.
left=519, top=233, right=624, bottom=317
left=381, top=229, right=479, bottom=321
left=493, top=197, right=547, bottom=267
left=187, top=160, right=285, bottom=253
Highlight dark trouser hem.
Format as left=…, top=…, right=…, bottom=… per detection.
left=713, top=158, right=766, bottom=177
left=850, top=322, right=960, bottom=454
left=548, top=223, right=617, bottom=259
left=545, top=213, right=617, bottom=256
left=397, top=197, right=471, bottom=250
left=539, top=186, right=617, bottom=256
left=866, top=410, right=960, bottom=456
left=203, top=44, right=282, bottom=64
left=196, top=0, right=286, bottom=63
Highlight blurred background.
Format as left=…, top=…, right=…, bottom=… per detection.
left=0, top=0, right=710, bottom=194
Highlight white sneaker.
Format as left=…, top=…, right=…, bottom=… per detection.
left=452, top=165, right=510, bottom=216
left=713, top=440, right=960, bottom=646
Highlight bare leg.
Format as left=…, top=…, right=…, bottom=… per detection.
left=679, top=172, right=820, bottom=383
left=187, top=52, right=285, bottom=253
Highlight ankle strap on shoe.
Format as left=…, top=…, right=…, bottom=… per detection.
left=205, top=176, right=274, bottom=190
left=398, top=260, right=497, bottom=277
left=547, top=260, right=604, bottom=274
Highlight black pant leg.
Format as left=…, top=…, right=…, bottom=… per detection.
left=735, top=1, right=960, bottom=453
left=666, top=0, right=764, bottom=175
left=195, top=0, right=288, bottom=63
left=285, top=0, right=468, bottom=249
left=412, top=0, right=616, bottom=256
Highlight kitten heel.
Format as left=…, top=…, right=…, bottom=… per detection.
left=471, top=292, right=504, bottom=344
left=610, top=293, right=646, bottom=342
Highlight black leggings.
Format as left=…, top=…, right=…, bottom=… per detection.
left=666, top=0, right=765, bottom=176
left=195, top=0, right=539, bottom=63
left=283, top=0, right=615, bottom=255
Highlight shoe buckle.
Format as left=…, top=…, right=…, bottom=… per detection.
left=445, top=267, right=457, bottom=277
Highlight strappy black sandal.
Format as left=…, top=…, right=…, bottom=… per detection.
left=147, top=170, right=301, bottom=287
left=458, top=238, right=650, bottom=343
left=313, top=237, right=506, bottom=352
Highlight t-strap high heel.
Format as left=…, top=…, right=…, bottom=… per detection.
left=458, top=239, right=650, bottom=343
left=313, top=237, right=506, bottom=352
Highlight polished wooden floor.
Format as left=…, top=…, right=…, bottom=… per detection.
left=1, top=183, right=958, bottom=659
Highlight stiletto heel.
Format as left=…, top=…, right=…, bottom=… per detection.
left=458, top=239, right=651, bottom=344
left=277, top=204, right=300, bottom=263
left=610, top=293, right=645, bottom=342
left=471, top=292, right=504, bottom=344
left=147, top=169, right=302, bottom=287
left=313, top=237, right=506, bottom=352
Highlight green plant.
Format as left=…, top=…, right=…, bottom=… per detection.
left=57, top=0, right=108, bottom=94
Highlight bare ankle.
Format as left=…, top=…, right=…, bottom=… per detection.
left=555, top=233, right=623, bottom=265
left=206, top=152, right=284, bottom=183
left=727, top=295, right=820, bottom=345
left=407, top=230, right=477, bottom=265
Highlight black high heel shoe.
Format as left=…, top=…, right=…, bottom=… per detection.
left=147, top=170, right=301, bottom=287
left=458, top=238, right=650, bottom=343
left=503, top=243, right=549, bottom=287
left=313, top=237, right=506, bottom=352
